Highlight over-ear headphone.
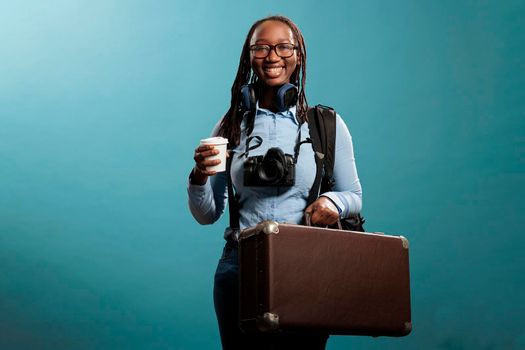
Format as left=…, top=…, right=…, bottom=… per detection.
left=240, top=83, right=298, bottom=112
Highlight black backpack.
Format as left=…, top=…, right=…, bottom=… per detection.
left=306, top=105, right=365, bottom=232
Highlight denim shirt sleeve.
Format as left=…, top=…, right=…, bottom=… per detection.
left=187, top=171, right=228, bottom=225
left=320, top=113, right=363, bottom=217
left=187, top=119, right=229, bottom=225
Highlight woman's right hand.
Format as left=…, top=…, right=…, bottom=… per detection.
left=191, top=145, right=221, bottom=185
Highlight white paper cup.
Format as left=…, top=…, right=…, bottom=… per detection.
left=199, top=136, right=228, bottom=172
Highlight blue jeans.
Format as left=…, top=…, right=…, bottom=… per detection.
left=213, top=241, right=329, bottom=350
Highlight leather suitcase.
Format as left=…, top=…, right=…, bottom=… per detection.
left=238, top=221, right=411, bottom=337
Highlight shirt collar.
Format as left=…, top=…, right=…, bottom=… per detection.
left=254, top=101, right=299, bottom=125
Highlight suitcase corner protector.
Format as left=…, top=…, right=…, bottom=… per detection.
left=404, top=321, right=412, bottom=335
left=400, top=235, right=409, bottom=249
left=257, top=312, right=279, bottom=331
left=257, top=221, right=280, bottom=235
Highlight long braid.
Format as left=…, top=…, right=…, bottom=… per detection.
left=218, top=15, right=308, bottom=146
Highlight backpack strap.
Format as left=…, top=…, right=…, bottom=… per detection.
left=306, top=104, right=337, bottom=205
left=317, top=105, right=337, bottom=193
left=226, top=155, right=240, bottom=231
left=306, top=105, right=366, bottom=231
left=306, top=107, right=323, bottom=205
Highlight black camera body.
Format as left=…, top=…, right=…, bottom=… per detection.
left=244, top=147, right=295, bottom=187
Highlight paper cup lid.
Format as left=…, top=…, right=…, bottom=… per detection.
left=200, top=136, right=228, bottom=145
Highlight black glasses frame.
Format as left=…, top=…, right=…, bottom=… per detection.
left=249, top=43, right=298, bottom=58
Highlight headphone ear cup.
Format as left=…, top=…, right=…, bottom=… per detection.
left=276, top=83, right=298, bottom=112
left=240, top=84, right=256, bottom=111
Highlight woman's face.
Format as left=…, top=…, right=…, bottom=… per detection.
left=249, top=20, right=300, bottom=87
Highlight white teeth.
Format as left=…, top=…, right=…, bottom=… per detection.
left=264, top=67, right=284, bottom=77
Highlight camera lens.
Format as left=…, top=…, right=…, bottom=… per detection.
left=258, top=159, right=284, bottom=184
left=257, top=147, right=287, bottom=184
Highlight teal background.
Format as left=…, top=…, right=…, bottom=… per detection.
left=1, top=1, right=524, bottom=349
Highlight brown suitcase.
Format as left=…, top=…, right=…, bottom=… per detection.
left=238, top=221, right=411, bottom=337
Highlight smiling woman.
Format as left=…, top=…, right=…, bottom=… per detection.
left=187, top=15, right=363, bottom=350
left=249, top=20, right=302, bottom=112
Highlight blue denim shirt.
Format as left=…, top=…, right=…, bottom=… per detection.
left=188, top=104, right=362, bottom=239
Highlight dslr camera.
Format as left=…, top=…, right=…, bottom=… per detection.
left=244, top=147, right=295, bottom=187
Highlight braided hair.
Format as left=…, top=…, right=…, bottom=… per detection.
left=217, top=15, right=308, bottom=146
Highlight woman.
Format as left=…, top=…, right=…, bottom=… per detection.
left=188, top=15, right=362, bottom=350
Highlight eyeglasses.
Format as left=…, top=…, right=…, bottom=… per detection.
left=249, top=43, right=297, bottom=58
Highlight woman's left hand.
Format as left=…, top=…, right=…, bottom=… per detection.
left=304, top=196, right=340, bottom=226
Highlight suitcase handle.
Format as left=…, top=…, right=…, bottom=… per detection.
left=304, top=212, right=343, bottom=230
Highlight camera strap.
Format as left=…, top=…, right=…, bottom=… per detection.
left=294, top=126, right=312, bottom=163
left=238, top=135, right=263, bottom=158
left=241, top=112, right=306, bottom=162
